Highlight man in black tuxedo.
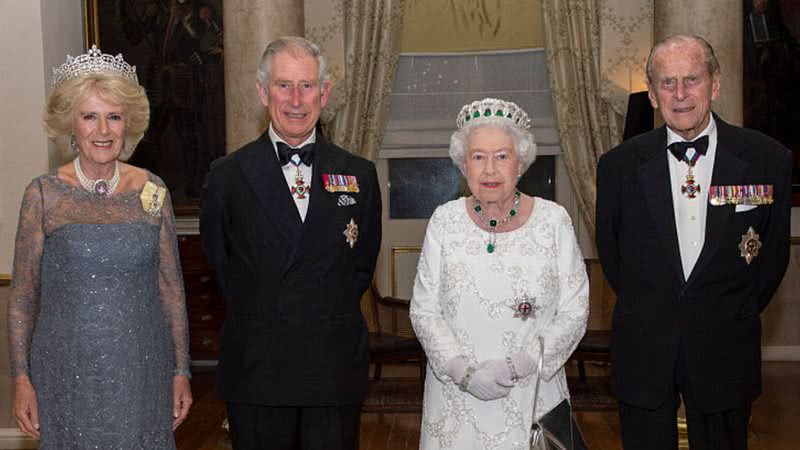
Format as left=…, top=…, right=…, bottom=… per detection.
left=596, top=35, right=792, bottom=449
left=200, top=36, right=381, bottom=449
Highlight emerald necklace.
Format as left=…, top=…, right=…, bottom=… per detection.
left=472, top=190, right=521, bottom=253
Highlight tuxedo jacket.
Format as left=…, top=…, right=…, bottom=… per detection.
left=200, top=132, right=381, bottom=406
left=595, top=117, right=792, bottom=413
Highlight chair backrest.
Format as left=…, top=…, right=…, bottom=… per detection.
left=361, top=284, right=417, bottom=339
left=360, top=286, right=379, bottom=332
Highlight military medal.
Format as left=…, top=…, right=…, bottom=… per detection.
left=509, top=296, right=538, bottom=321
left=709, top=184, right=774, bottom=206
left=681, top=170, right=700, bottom=198
left=343, top=218, right=359, bottom=248
left=323, top=174, right=360, bottom=193
left=679, top=153, right=703, bottom=199
left=291, top=165, right=309, bottom=199
left=668, top=137, right=708, bottom=199
left=738, top=226, right=762, bottom=265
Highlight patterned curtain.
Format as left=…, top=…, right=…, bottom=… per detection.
left=598, top=0, right=653, bottom=116
left=305, top=0, right=347, bottom=123
left=318, top=0, right=405, bottom=161
left=542, top=0, right=623, bottom=236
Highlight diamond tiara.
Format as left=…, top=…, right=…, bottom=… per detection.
left=456, top=98, right=531, bottom=130
left=51, top=45, right=138, bottom=89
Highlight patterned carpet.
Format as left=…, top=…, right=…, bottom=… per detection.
left=362, top=376, right=617, bottom=413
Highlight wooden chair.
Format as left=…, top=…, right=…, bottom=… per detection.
left=571, top=258, right=616, bottom=381
left=361, top=284, right=426, bottom=381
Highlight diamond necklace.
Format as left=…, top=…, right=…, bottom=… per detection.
left=73, top=156, right=120, bottom=196
left=472, top=190, right=521, bottom=253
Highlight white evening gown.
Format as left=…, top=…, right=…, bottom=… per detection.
left=410, top=197, right=589, bottom=450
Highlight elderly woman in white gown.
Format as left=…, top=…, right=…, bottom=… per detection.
left=410, top=98, right=590, bottom=450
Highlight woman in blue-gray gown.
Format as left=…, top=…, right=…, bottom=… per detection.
left=8, top=46, right=192, bottom=448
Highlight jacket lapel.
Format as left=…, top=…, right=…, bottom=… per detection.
left=238, top=133, right=303, bottom=247
left=303, top=136, right=348, bottom=233
left=635, top=126, right=686, bottom=283
left=284, top=136, right=349, bottom=273
left=686, top=117, right=748, bottom=285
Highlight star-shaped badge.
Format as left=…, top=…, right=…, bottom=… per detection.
left=738, top=226, right=762, bottom=265
left=509, top=296, right=539, bottom=321
left=343, top=218, right=359, bottom=248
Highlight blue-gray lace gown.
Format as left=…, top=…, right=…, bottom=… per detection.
left=8, top=173, right=190, bottom=449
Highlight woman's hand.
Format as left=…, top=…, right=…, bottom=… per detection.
left=13, top=375, right=40, bottom=439
left=467, top=361, right=514, bottom=400
left=508, top=351, right=536, bottom=380
left=172, top=375, right=193, bottom=430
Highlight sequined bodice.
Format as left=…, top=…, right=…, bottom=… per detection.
left=35, top=223, right=165, bottom=356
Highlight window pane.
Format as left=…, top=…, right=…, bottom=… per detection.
left=389, top=158, right=462, bottom=219
left=518, top=155, right=555, bottom=201
left=389, top=156, right=555, bottom=219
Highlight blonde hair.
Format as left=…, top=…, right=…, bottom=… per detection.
left=43, top=74, right=149, bottom=161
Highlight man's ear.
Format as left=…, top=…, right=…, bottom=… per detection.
left=320, top=80, right=332, bottom=108
left=257, top=81, right=269, bottom=107
left=710, top=73, right=721, bottom=102
left=647, top=84, right=659, bottom=110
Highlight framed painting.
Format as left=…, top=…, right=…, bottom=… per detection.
left=742, top=0, right=800, bottom=205
left=83, top=0, right=225, bottom=214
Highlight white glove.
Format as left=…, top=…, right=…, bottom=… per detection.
left=508, top=351, right=536, bottom=381
left=445, top=357, right=512, bottom=401
left=465, top=360, right=513, bottom=400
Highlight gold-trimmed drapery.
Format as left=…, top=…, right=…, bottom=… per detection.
left=324, top=0, right=405, bottom=161
left=542, top=0, right=623, bottom=236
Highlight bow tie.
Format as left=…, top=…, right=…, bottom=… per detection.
left=668, top=135, right=709, bottom=162
left=276, top=141, right=315, bottom=166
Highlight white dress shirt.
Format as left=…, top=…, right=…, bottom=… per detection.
left=269, top=124, right=314, bottom=222
left=666, top=117, right=717, bottom=280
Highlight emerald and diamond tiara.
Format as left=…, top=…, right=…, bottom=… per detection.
left=456, top=98, right=531, bottom=130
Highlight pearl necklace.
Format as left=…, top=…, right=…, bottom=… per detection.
left=73, top=156, right=120, bottom=196
left=472, top=190, right=521, bottom=253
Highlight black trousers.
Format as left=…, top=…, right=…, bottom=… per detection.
left=226, top=403, right=362, bottom=450
left=618, top=340, right=751, bottom=450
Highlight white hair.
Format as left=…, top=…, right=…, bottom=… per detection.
left=449, top=118, right=537, bottom=176
left=256, top=36, right=329, bottom=94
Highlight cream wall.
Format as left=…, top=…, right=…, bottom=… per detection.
left=0, top=0, right=83, bottom=273
left=0, top=1, right=82, bottom=446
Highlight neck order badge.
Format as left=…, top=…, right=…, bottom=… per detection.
left=668, top=135, right=709, bottom=199
left=291, top=164, right=309, bottom=199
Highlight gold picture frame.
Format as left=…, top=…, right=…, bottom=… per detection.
left=390, top=246, right=421, bottom=299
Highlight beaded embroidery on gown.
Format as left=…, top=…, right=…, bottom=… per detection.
left=8, top=173, right=190, bottom=449
left=410, top=198, right=589, bottom=450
